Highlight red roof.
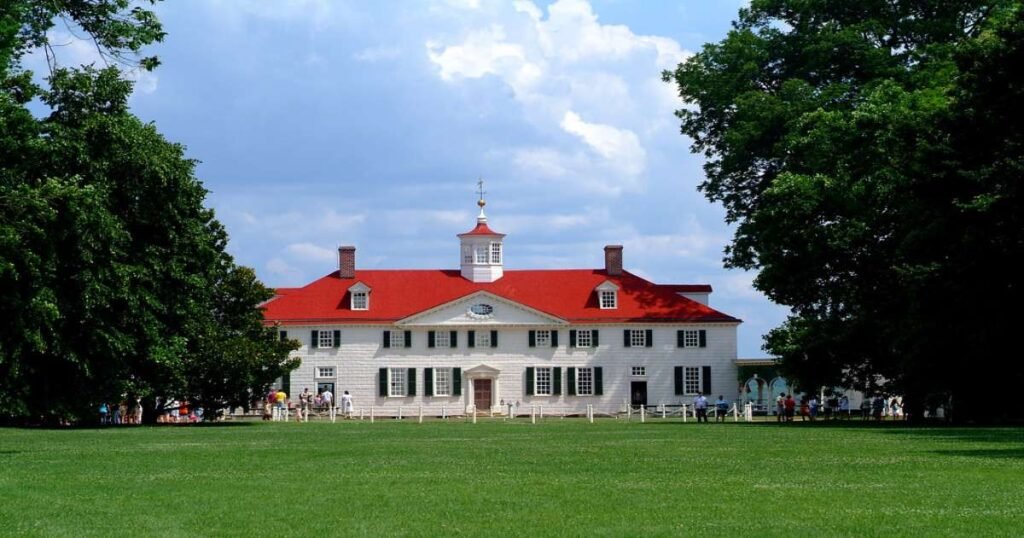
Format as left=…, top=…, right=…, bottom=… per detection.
left=262, top=269, right=739, bottom=325
left=457, top=221, right=505, bottom=237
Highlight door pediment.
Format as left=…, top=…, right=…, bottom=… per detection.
left=396, top=291, right=567, bottom=327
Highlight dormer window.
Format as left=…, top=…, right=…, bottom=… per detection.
left=596, top=281, right=619, bottom=310
left=348, top=282, right=371, bottom=311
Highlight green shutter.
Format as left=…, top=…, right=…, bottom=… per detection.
left=677, top=330, right=685, bottom=348
left=404, top=330, right=412, bottom=348
left=594, top=367, right=603, bottom=395
left=311, top=330, right=319, bottom=349
left=623, top=330, right=631, bottom=347
left=428, top=331, right=435, bottom=348
left=526, top=367, right=535, bottom=396
left=452, top=368, right=462, bottom=396
left=467, top=330, right=475, bottom=348
left=592, top=330, right=599, bottom=347
left=528, top=330, right=536, bottom=347
left=407, top=368, right=416, bottom=396
left=645, top=329, right=653, bottom=347
left=699, top=330, right=707, bottom=348
left=552, top=367, right=562, bottom=395
left=567, top=367, right=577, bottom=396
left=702, top=366, right=711, bottom=395
left=281, top=372, right=290, bottom=398
left=379, top=368, right=388, bottom=397
left=490, top=330, right=498, bottom=347
left=279, top=330, right=288, bottom=341
left=674, top=366, right=684, bottom=395
left=333, top=330, right=341, bottom=347
left=383, top=330, right=391, bottom=348
left=450, top=330, right=458, bottom=348
left=551, top=330, right=558, bottom=347
left=425, top=368, right=434, bottom=397
left=569, top=330, right=577, bottom=347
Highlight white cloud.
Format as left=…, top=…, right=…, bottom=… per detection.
left=426, top=0, right=692, bottom=194
left=285, top=242, right=337, bottom=263
left=560, top=111, right=645, bottom=176
left=266, top=257, right=303, bottom=282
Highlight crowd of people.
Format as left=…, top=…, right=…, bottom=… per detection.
left=771, top=393, right=907, bottom=422
left=97, top=397, right=143, bottom=425
left=261, top=387, right=354, bottom=421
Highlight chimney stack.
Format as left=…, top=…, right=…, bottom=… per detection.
left=338, top=246, right=356, bottom=279
left=604, top=245, right=623, bottom=276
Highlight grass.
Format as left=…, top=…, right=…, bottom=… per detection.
left=1, top=418, right=1022, bottom=537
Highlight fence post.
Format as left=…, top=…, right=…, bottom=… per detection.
left=661, top=405, right=666, bottom=419
left=473, top=405, right=477, bottom=424
left=627, top=404, right=632, bottom=421
left=418, top=405, right=423, bottom=424
left=531, top=406, right=536, bottom=424
left=398, top=406, right=403, bottom=421
left=442, top=405, right=447, bottom=420
left=589, top=404, right=594, bottom=423
left=640, top=404, right=646, bottom=423
left=370, top=406, right=374, bottom=424
left=682, top=404, right=687, bottom=423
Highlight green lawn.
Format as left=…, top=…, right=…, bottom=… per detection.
left=1, top=419, right=1021, bottom=536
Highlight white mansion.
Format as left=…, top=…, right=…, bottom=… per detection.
left=262, top=198, right=741, bottom=415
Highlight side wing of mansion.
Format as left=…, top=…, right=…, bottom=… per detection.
left=261, top=202, right=741, bottom=415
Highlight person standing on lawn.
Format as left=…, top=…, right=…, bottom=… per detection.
left=341, top=391, right=354, bottom=419
left=839, top=395, right=850, bottom=419
left=776, top=393, right=786, bottom=422
left=784, top=394, right=796, bottom=422
left=694, top=393, right=709, bottom=423
left=809, top=396, right=819, bottom=421
left=715, top=395, right=729, bottom=422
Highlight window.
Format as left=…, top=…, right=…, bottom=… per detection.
left=534, top=330, right=551, bottom=347
left=630, top=329, right=647, bottom=348
left=599, top=290, right=617, bottom=309
left=389, top=368, right=407, bottom=397
left=631, top=366, right=646, bottom=377
left=684, top=366, right=701, bottom=395
left=576, top=367, right=594, bottom=396
left=389, top=331, right=405, bottom=349
left=463, top=246, right=473, bottom=264
left=352, top=291, right=368, bottom=310
left=475, top=245, right=488, bottom=263
left=682, top=330, right=699, bottom=348
left=316, top=367, right=335, bottom=378
left=434, top=368, right=452, bottom=396
left=476, top=330, right=491, bottom=348
left=319, top=331, right=335, bottom=348
left=434, top=331, right=450, bottom=348
left=576, top=330, right=593, bottom=348
left=535, top=367, right=552, bottom=396
left=490, top=242, right=502, bottom=263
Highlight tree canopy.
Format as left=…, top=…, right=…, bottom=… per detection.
left=0, top=1, right=297, bottom=424
left=665, top=0, right=1024, bottom=422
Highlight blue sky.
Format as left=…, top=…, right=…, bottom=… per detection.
left=38, top=0, right=787, bottom=357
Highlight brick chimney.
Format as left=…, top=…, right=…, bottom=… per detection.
left=604, top=245, right=623, bottom=276
left=338, top=246, right=356, bottom=279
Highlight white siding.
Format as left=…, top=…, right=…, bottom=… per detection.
left=279, top=324, right=738, bottom=415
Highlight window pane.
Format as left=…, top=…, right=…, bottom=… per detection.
left=684, top=330, right=699, bottom=348
left=535, top=367, right=552, bottom=396
left=490, top=243, right=502, bottom=264
left=630, top=330, right=646, bottom=347
left=476, top=331, right=491, bottom=348
left=631, top=366, right=646, bottom=376
left=435, top=368, right=451, bottom=396
left=389, top=331, right=405, bottom=348
left=684, top=366, right=700, bottom=394
left=434, top=331, right=450, bottom=348
left=352, top=292, right=367, bottom=310
left=389, top=368, right=406, bottom=397
left=577, top=367, right=593, bottom=395
left=577, top=330, right=592, bottom=348
left=600, top=290, right=617, bottom=309
left=320, top=331, right=335, bottom=348
left=535, top=330, right=550, bottom=347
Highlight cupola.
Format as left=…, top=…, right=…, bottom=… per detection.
left=458, top=180, right=505, bottom=283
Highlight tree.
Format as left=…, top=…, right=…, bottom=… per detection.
left=0, top=1, right=297, bottom=423
left=665, top=0, right=1023, bottom=422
